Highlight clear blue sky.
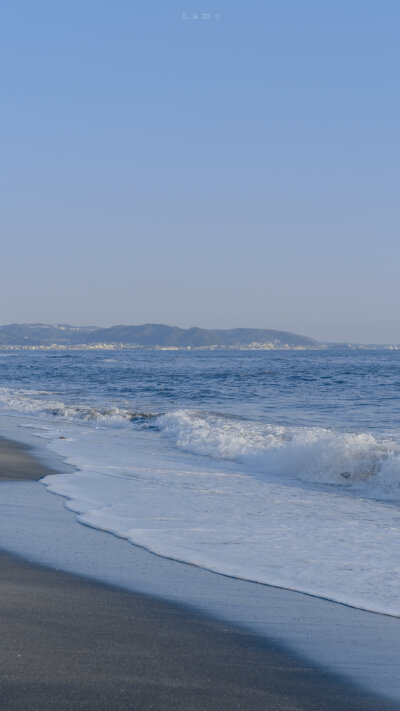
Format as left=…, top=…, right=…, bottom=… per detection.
left=1, top=1, right=399, bottom=342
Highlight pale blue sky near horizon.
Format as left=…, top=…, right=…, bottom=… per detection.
left=1, top=1, right=399, bottom=343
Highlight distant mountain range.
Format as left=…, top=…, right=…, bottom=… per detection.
left=0, top=324, right=396, bottom=350
left=0, top=323, right=318, bottom=348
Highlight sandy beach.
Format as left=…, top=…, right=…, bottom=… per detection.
left=1, top=435, right=400, bottom=710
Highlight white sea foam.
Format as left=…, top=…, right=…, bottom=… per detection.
left=0, top=388, right=156, bottom=425
left=36, top=420, right=400, bottom=617
left=158, top=410, right=400, bottom=499
left=1, top=386, right=400, bottom=499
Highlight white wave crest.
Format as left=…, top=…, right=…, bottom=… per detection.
left=0, top=388, right=156, bottom=426
left=157, top=410, right=400, bottom=498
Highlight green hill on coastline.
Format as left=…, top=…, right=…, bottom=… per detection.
left=0, top=323, right=318, bottom=349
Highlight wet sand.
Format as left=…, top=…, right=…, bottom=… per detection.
left=0, top=436, right=54, bottom=480
left=0, top=437, right=398, bottom=710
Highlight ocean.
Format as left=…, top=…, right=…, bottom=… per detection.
left=1, top=347, right=400, bottom=616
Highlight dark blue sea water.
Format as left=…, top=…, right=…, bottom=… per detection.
left=1, top=348, right=399, bottom=432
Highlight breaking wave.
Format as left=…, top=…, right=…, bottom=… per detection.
left=157, top=410, right=400, bottom=499
left=2, top=384, right=400, bottom=500
left=0, top=388, right=157, bottom=426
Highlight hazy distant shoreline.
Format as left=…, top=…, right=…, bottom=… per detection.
left=1, top=343, right=399, bottom=352
left=0, top=323, right=398, bottom=350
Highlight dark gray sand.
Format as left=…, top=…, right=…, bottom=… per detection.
left=0, top=438, right=398, bottom=710
left=0, top=436, right=54, bottom=481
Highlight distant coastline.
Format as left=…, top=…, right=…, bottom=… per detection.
left=0, top=323, right=398, bottom=350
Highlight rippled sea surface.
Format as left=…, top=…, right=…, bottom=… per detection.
left=1, top=348, right=400, bottom=427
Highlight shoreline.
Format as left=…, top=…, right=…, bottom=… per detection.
left=0, top=435, right=55, bottom=481
left=1, top=431, right=400, bottom=708
left=3, top=547, right=394, bottom=711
